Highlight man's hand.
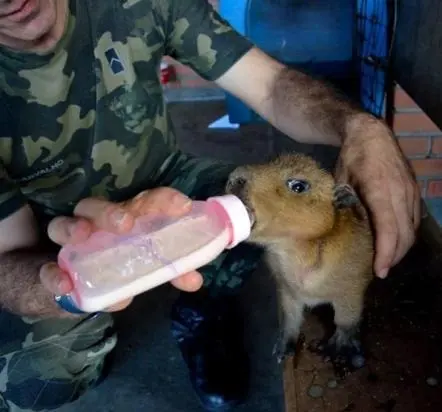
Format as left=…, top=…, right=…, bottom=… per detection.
left=39, top=187, right=204, bottom=313
left=336, top=115, right=421, bottom=278
left=216, top=47, right=421, bottom=278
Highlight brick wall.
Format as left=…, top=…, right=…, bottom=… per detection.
left=393, top=85, right=442, bottom=201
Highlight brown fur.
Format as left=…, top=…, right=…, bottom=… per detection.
left=268, top=66, right=363, bottom=145
left=226, top=153, right=374, bottom=370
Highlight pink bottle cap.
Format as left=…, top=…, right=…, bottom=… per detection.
left=208, top=195, right=252, bottom=248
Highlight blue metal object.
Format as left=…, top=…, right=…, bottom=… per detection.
left=356, top=0, right=389, bottom=116
left=55, top=294, right=88, bottom=314
left=218, top=0, right=389, bottom=124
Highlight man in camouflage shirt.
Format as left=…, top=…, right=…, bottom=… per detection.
left=0, top=0, right=421, bottom=411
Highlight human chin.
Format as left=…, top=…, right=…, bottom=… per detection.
left=0, top=0, right=56, bottom=42
left=19, top=0, right=57, bottom=41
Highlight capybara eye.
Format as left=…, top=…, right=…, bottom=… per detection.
left=286, top=179, right=310, bottom=194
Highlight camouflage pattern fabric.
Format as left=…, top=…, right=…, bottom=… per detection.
left=0, top=311, right=115, bottom=411
left=0, top=0, right=260, bottom=409
left=0, top=0, right=253, bottom=222
left=0, top=152, right=263, bottom=411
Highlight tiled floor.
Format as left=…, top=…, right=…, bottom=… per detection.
left=284, top=230, right=442, bottom=412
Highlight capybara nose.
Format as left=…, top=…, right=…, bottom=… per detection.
left=226, top=167, right=249, bottom=195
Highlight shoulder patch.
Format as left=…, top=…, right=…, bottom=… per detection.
left=104, top=48, right=125, bottom=74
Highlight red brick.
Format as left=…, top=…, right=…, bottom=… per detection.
left=393, top=113, right=440, bottom=134
left=397, top=137, right=429, bottom=157
left=431, top=137, right=442, bottom=155
left=394, top=87, right=419, bottom=109
left=427, top=180, right=442, bottom=197
left=410, top=158, right=442, bottom=177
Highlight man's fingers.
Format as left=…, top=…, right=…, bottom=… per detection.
left=105, top=298, right=133, bottom=312
left=413, top=189, right=422, bottom=230
left=73, top=189, right=191, bottom=235
left=391, top=214, right=415, bottom=267
left=390, top=191, right=416, bottom=267
left=40, top=262, right=133, bottom=313
left=170, top=271, right=203, bottom=292
left=40, top=262, right=73, bottom=295
left=47, top=216, right=93, bottom=245
left=74, top=197, right=135, bottom=233
left=45, top=189, right=195, bottom=314
left=125, top=187, right=192, bottom=217
left=50, top=188, right=190, bottom=245
left=374, top=229, right=398, bottom=279
left=368, top=191, right=398, bottom=278
left=404, top=181, right=420, bottom=233
left=389, top=183, right=416, bottom=267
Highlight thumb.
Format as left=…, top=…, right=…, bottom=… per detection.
left=40, top=262, right=73, bottom=296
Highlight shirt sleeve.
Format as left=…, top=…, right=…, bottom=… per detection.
left=0, top=165, right=26, bottom=221
left=0, top=97, right=27, bottom=221
left=165, top=0, right=254, bottom=81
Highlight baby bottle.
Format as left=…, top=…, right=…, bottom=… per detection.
left=56, top=195, right=252, bottom=313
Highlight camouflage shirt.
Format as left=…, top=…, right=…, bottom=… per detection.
left=0, top=0, right=253, bottom=222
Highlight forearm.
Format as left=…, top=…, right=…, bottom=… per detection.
left=264, top=65, right=375, bottom=147
left=0, top=248, right=68, bottom=318
left=217, top=48, right=378, bottom=147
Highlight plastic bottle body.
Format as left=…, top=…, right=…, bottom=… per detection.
left=58, top=197, right=248, bottom=313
